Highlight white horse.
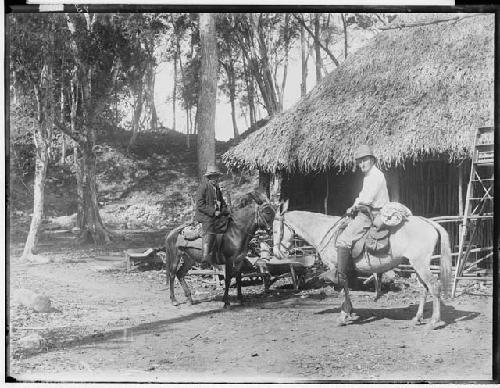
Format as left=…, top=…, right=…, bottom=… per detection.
left=273, top=201, right=452, bottom=330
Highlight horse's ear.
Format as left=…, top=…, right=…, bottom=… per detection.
left=280, top=199, right=289, bottom=215
left=249, top=189, right=268, bottom=205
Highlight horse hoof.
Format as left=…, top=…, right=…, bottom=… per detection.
left=347, top=313, right=360, bottom=321
left=411, top=317, right=424, bottom=326
left=336, top=312, right=350, bottom=327
left=223, top=303, right=230, bottom=309
left=171, top=300, right=180, bottom=307
left=426, top=320, right=446, bottom=330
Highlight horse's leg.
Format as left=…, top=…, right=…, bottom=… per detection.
left=337, top=279, right=355, bottom=326
left=236, top=271, right=243, bottom=304
left=169, top=252, right=180, bottom=306
left=412, top=260, right=445, bottom=330
left=223, top=262, right=233, bottom=309
left=176, top=259, right=194, bottom=305
left=411, top=272, right=428, bottom=325
left=373, top=273, right=383, bottom=302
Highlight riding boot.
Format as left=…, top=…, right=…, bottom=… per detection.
left=201, top=233, right=216, bottom=264
left=336, top=246, right=351, bottom=288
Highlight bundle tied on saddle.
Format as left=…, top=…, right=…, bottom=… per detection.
left=345, top=202, right=412, bottom=258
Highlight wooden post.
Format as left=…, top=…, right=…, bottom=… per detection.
left=324, top=173, right=329, bottom=214
left=458, top=163, right=464, bottom=251
left=270, top=172, right=283, bottom=203
left=387, top=168, right=400, bottom=202
left=458, top=164, right=464, bottom=216
left=258, top=170, right=271, bottom=198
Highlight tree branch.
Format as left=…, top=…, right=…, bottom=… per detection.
left=53, top=120, right=85, bottom=144
left=293, top=14, right=340, bottom=67
left=379, top=13, right=490, bottom=30
left=374, top=13, right=388, bottom=26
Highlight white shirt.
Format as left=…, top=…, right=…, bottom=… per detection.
left=354, top=165, right=389, bottom=209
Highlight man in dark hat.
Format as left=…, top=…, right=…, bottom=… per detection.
left=336, top=144, right=389, bottom=283
left=195, top=163, right=229, bottom=264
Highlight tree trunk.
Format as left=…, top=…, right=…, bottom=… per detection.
left=341, top=13, right=348, bottom=59
left=300, top=19, right=308, bottom=97
left=21, top=57, right=53, bottom=260
left=254, top=14, right=279, bottom=115
left=226, top=58, right=239, bottom=139
left=65, top=14, right=112, bottom=244
left=21, top=124, right=49, bottom=259
left=11, top=69, right=18, bottom=104
left=78, top=146, right=111, bottom=244
left=242, top=54, right=256, bottom=128
left=314, top=14, right=322, bottom=83
left=197, top=13, right=218, bottom=175
left=278, top=13, right=290, bottom=112
left=144, top=60, right=158, bottom=132
left=237, top=14, right=279, bottom=118
left=59, top=82, right=66, bottom=164
left=74, top=149, right=84, bottom=229
left=172, top=50, right=177, bottom=131
left=128, top=78, right=144, bottom=151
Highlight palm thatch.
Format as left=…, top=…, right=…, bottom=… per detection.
left=223, top=13, right=494, bottom=173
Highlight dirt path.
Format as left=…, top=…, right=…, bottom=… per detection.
left=8, top=256, right=492, bottom=382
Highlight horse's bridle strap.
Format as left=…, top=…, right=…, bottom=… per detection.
left=274, top=214, right=296, bottom=255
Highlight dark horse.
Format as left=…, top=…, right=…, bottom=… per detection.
left=164, top=191, right=276, bottom=308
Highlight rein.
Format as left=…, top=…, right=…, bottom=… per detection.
left=274, top=212, right=346, bottom=256
left=316, top=216, right=346, bottom=253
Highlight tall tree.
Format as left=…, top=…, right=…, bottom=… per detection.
left=196, top=13, right=218, bottom=175
left=235, top=13, right=279, bottom=117
left=314, top=13, right=322, bottom=82
left=11, top=14, right=57, bottom=259
left=300, top=15, right=308, bottom=97
left=217, top=14, right=243, bottom=139
left=341, top=13, right=348, bottom=59
left=56, top=13, right=132, bottom=244
left=123, top=14, right=165, bottom=150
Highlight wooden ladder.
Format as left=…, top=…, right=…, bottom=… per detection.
left=451, top=127, right=494, bottom=297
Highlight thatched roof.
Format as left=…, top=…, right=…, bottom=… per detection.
left=223, top=13, right=494, bottom=173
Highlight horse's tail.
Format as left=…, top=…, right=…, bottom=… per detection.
left=164, top=226, right=183, bottom=279
left=426, top=218, right=452, bottom=297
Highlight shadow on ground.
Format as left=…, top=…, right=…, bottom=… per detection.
left=315, top=301, right=480, bottom=327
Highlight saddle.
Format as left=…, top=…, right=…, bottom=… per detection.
left=352, top=223, right=390, bottom=258
left=177, top=223, right=226, bottom=265
left=343, top=203, right=411, bottom=258
left=337, top=205, right=390, bottom=259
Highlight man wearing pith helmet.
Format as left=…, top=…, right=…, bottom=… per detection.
left=195, top=163, right=229, bottom=264
left=336, top=144, right=389, bottom=290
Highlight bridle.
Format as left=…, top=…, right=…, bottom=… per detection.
left=273, top=211, right=345, bottom=257
left=254, top=202, right=274, bottom=232
left=273, top=213, right=296, bottom=256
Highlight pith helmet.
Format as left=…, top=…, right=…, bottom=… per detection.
left=204, top=163, right=222, bottom=177
left=354, top=144, right=376, bottom=160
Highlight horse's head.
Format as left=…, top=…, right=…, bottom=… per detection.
left=272, top=199, right=294, bottom=260
left=248, top=190, right=276, bottom=232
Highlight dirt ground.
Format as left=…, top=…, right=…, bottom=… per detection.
left=7, top=230, right=493, bottom=383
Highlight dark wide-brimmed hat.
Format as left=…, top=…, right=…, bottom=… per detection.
left=354, top=144, right=376, bottom=160
left=204, top=163, right=222, bottom=177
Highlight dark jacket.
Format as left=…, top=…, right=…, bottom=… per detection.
left=195, top=177, right=228, bottom=225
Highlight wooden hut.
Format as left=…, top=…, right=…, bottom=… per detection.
left=223, top=13, right=494, bottom=250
